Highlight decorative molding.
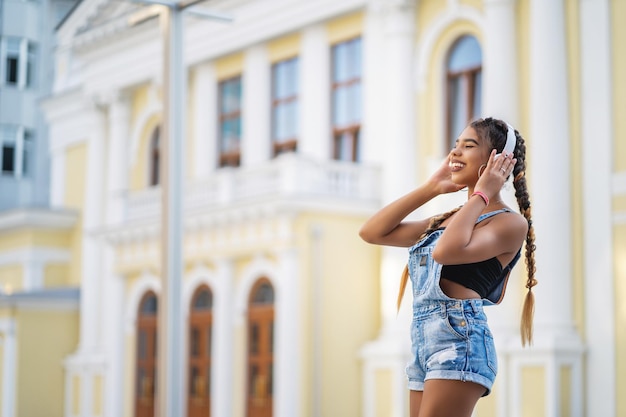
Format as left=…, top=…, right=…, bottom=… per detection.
left=0, top=208, right=78, bottom=232
left=415, top=6, right=484, bottom=91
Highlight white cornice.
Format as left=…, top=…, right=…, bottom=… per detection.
left=0, top=208, right=79, bottom=232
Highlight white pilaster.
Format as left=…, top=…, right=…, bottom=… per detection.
left=193, top=63, right=218, bottom=177
left=482, top=0, right=518, bottom=123
left=482, top=0, right=520, bottom=350
left=50, top=148, right=66, bottom=208
left=0, top=319, right=16, bottom=417
left=79, top=105, right=107, bottom=354
left=580, top=0, right=614, bottom=416
left=106, top=94, right=131, bottom=224
left=102, top=93, right=130, bottom=417
left=379, top=0, right=417, bottom=331
left=242, top=45, right=271, bottom=166
left=528, top=0, right=583, bottom=415
left=212, top=259, right=234, bottom=417
left=360, top=2, right=416, bottom=417
left=529, top=0, right=577, bottom=336
left=300, top=24, right=331, bottom=160
left=274, top=248, right=300, bottom=417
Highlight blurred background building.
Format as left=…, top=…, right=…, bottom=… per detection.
left=0, top=0, right=623, bottom=416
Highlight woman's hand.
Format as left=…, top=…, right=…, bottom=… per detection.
left=427, top=157, right=466, bottom=195
left=475, top=150, right=516, bottom=198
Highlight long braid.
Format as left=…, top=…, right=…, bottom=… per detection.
left=396, top=207, right=461, bottom=311
left=473, top=118, right=537, bottom=345
left=511, top=130, right=537, bottom=346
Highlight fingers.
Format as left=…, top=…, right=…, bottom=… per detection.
left=488, top=149, right=516, bottom=177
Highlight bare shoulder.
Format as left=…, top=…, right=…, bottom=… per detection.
left=487, top=209, right=529, bottom=241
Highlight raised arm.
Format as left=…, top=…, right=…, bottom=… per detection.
left=359, top=158, right=465, bottom=247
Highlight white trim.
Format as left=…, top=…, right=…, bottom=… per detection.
left=414, top=6, right=484, bottom=92
left=580, top=1, right=615, bottom=416
left=124, top=271, right=161, bottom=334
left=235, top=254, right=278, bottom=323
left=0, top=208, right=78, bottom=231
left=129, top=86, right=162, bottom=168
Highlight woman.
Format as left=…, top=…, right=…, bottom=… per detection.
left=359, top=117, right=536, bottom=417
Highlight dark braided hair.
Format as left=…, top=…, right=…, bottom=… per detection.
left=471, top=117, right=537, bottom=346
left=397, top=117, right=537, bottom=346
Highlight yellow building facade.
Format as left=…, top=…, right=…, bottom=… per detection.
left=0, top=0, right=623, bottom=416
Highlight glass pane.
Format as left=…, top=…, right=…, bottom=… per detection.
left=190, top=367, right=199, bottom=395
left=220, top=78, right=242, bottom=113
left=332, top=43, right=348, bottom=82
left=334, top=131, right=353, bottom=162
left=349, top=38, right=362, bottom=79
left=348, top=83, right=362, bottom=123
left=252, top=283, right=274, bottom=304
left=22, top=130, right=32, bottom=176
left=193, top=288, right=212, bottom=311
left=6, top=58, right=18, bottom=84
left=449, top=76, right=468, bottom=149
left=2, top=145, right=15, bottom=173
left=140, top=294, right=158, bottom=315
left=26, top=43, right=36, bottom=87
left=221, top=118, right=241, bottom=151
left=333, top=88, right=349, bottom=126
left=447, top=35, right=482, bottom=72
left=269, top=321, right=274, bottom=353
left=472, top=71, right=482, bottom=119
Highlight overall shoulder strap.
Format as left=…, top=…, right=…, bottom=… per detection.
left=476, top=208, right=512, bottom=224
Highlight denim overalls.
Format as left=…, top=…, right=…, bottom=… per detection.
left=405, top=209, right=521, bottom=395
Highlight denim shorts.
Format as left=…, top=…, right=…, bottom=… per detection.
left=406, top=299, right=497, bottom=396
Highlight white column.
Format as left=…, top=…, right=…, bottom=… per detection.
left=106, top=93, right=130, bottom=223
left=0, top=319, right=16, bottom=417
left=379, top=0, right=417, bottom=335
left=103, top=93, right=130, bottom=417
left=193, top=63, right=218, bottom=177
left=274, top=248, right=299, bottom=417
left=300, top=24, right=331, bottom=160
left=482, top=0, right=520, bottom=341
left=529, top=1, right=583, bottom=416
left=482, top=0, right=518, bottom=123
left=529, top=0, right=577, bottom=336
left=79, top=105, right=107, bottom=353
left=212, top=259, right=234, bottom=417
left=360, top=3, right=416, bottom=417
left=242, top=45, right=271, bottom=166
left=580, top=1, right=614, bottom=416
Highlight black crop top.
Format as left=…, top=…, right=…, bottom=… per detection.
left=441, top=257, right=503, bottom=298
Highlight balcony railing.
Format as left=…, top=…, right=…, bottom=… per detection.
left=126, top=154, right=380, bottom=222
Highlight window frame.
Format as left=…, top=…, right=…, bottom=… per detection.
left=0, top=37, right=36, bottom=89
left=0, top=124, right=31, bottom=178
left=444, top=35, right=483, bottom=152
left=148, top=126, right=160, bottom=187
left=271, top=57, right=299, bottom=157
left=331, top=37, right=362, bottom=162
left=188, top=285, right=213, bottom=417
left=218, top=75, right=242, bottom=168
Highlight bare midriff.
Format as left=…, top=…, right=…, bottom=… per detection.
left=440, top=278, right=481, bottom=300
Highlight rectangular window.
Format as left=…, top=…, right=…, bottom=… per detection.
left=1, top=37, right=36, bottom=89
left=218, top=76, right=242, bottom=167
left=0, top=125, right=31, bottom=177
left=331, top=37, right=362, bottom=162
left=271, top=57, right=299, bottom=156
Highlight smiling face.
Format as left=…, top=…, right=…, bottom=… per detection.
left=448, top=126, right=492, bottom=187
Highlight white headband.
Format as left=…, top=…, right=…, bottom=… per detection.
left=495, top=124, right=516, bottom=158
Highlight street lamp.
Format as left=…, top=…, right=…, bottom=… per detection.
left=129, top=2, right=232, bottom=416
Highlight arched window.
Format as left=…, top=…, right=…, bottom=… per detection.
left=188, top=285, right=213, bottom=417
left=135, top=291, right=158, bottom=417
left=247, top=279, right=275, bottom=417
left=446, top=35, right=483, bottom=151
left=149, top=126, right=160, bottom=186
